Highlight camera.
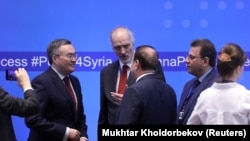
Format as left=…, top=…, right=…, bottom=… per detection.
left=6, top=69, right=17, bottom=81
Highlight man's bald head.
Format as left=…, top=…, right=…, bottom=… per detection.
left=134, top=45, right=159, bottom=71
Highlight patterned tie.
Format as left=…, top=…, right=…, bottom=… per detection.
left=118, top=65, right=128, bottom=94
left=63, top=77, right=77, bottom=111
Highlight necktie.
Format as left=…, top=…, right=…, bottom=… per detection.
left=185, top=79, right=201, bottom=104
left=118, top=65, right=128, bottom=94
left=178, top=79, right=200, bottom=122
left=191, top=79, right=201, bottom=93
left=63, top=77, right=77, bottom=111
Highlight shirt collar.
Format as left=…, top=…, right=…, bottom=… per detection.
left=136, top=72, right=154, bottom=82
left=51, top=66, right=67, bottom=80
left=198, top=67, right=213, bottom=82
left=119, top=60, right=132, bottom=70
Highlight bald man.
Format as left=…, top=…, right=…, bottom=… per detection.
left=115, top=45, right=177, bottom=124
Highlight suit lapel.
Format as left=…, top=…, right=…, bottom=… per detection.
left=103, top=61, right=119, bottom=101
left=178, top=82, right=193, bottom=112
left=49, top=68, right=76, bottom=114
left=182, top=68, right=217, bottom=120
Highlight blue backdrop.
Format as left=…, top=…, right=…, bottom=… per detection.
left=0, top=1, right=250, bottom=141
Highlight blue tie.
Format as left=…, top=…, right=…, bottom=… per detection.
left=178, top=79, right=200, bottom=122
left=188, top=79, right=200, bottom=99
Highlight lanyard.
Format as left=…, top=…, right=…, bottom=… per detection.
left=178, top=79, right=200, bottom=121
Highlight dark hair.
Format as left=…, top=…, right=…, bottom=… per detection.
left=191, top=38, right=217, bottom=67
left=134, top=45, right=158, bottom=70
left=47, top=38, right=72, bottom=64
left=217, top=43, right=247, bottom=78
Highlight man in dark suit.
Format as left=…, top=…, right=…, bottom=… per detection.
left=0, top=68, right=39, bottom=141
left=177, top=38, right=218, bottom=125
left=98, top=26, right=166, bottom=125
left=25, top=39, right=88, bottom=141
left=115, top=45, right=177, bottom=124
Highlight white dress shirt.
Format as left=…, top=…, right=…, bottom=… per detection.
left=187, top=82, right=250, bottom=125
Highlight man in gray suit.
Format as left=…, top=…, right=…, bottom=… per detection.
left=177, top=38, right=218, bottom=125
left=0, top=68, right=39, bottom=141
left=115, top=45, right=177, bottom=124
left=98, top=26, right=166, bottom=125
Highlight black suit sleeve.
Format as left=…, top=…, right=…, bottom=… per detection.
left=0, top=87, right=39, bottom=117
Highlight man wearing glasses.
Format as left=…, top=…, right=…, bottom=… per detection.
left=177, top=38, right=218, bottom=125
left=25, top=38, right=88, bottom=141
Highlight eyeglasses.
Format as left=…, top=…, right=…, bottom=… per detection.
left=54, top=53, right=78, bottom=60
left=186, top=55, right=203, bottom=60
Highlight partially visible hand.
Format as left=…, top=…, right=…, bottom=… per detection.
left=68, top=128, right=81, bottom=141
left=111, top=92, right=124, bottom=105
left=15, top=68, right=32, bottom=90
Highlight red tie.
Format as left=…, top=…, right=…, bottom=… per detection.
left=118, top=65, right=128, bottom=94
left=63, top=77, right=77, bottom=111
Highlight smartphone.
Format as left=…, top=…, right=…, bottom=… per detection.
left=6, top=69, right=17, bottom=81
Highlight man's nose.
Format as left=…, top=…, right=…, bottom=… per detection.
left=120, top=47, right=126, bottom=54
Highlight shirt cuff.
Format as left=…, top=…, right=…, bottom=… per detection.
left=23, top=87, right=33, bottom=92
left=63, top=127, right=69, bottom=141
left=80, top=137, right=88, bottom=141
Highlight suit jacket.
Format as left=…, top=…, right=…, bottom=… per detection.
left=115, top=74, right=177, bottom=124
left=177, top=68, right=218, bottom=125
left=0, top=87, right=39, bottom=141
left=25, top=67, right=88, bottom=141
left=98, top=60, right=166, bottom=125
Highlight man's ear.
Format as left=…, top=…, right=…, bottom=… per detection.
left=52, top=55, right=58, bottom=64
left=202, top=57, right=209, bottom=66
left=134, top=59, right=140, bottom=70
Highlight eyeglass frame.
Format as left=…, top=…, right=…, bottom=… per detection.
left=186, top=54, right=204, bottom=60
left=54, top=53, right=78, bottom=60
